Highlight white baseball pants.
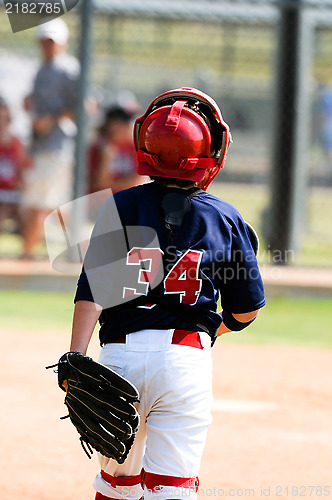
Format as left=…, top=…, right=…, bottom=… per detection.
left=93, top=328, right=213, bottom=500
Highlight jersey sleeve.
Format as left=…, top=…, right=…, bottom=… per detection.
left=74, top=266, right=94, bottom=303
left=218, top=214, right=265, bottom=314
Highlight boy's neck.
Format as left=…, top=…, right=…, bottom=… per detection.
left=152, top=178, right=197, bottom=190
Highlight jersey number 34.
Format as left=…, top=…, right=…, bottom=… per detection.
left=125, top=248, right=203, bottom=306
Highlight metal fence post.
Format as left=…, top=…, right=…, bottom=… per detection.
left=268, top=0, right=313, bottom=263
left=71, top=0, right=93, bottom=240
left=65, top=0, right=93, bottom=263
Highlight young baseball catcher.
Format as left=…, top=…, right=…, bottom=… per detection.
left=51, top=87, right=265, bottom=500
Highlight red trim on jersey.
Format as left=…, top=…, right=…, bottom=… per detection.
left=141, top=469, right=199, bottom=492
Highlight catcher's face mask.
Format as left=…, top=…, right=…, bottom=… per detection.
left=134, top=87, right=231, bottom=190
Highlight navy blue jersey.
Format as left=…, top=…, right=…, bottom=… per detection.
left=75, top=182, right=265, bottom=344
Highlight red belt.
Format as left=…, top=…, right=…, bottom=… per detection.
left=108, top=329, right=203, bottom=349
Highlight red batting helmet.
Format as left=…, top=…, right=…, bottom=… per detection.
left=134, top=87, right=231, bottom=190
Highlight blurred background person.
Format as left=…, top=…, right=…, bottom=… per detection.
left=88, top=105, right=141, bottom=195
left=21, top=18, right=79, bottom=260
left=0, top=97, right=30, bottom=237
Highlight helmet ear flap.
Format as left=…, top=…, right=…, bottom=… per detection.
left=200, top=128, right=232, bottom=190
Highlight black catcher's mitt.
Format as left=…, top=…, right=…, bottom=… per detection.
left=47, top=351, right=140, bottom=463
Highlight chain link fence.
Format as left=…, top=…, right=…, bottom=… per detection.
left=0, top=0, right=331, bottom=266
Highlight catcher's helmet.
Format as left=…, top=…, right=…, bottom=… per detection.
left=134, top=87, right=231, bottom=190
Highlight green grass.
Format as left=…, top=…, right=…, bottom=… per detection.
left=0, top=290, right=74, bottom=332
left=219, top=296, right=332, bottom=350
left=0, top=232, right=48, bottom=259
left=1, top=291, right=331, bottom=349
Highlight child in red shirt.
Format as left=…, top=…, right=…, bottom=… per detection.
left=88, top=105, right=141, bottom=195
left=0, top=97, right=30, bottom=233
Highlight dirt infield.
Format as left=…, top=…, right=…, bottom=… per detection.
left=1, top=329, right=332, bottom=500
